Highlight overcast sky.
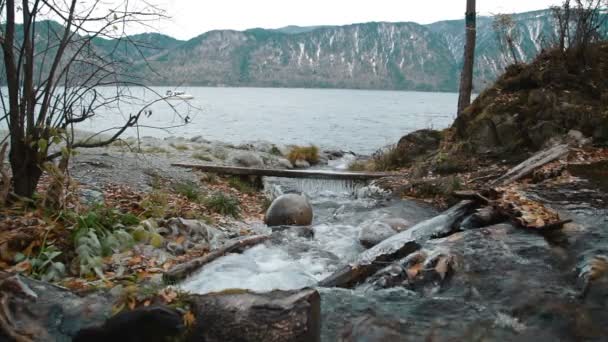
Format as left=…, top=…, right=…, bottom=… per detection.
left=151, top=0, right=563, bottom=40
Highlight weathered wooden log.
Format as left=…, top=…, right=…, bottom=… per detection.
left=491, top=144, right=569, bottom=186
left=452, top=190, right=491, bottom=204
left=318, top=201, right=477, bottom=288
left=172, top=163, right=391, bottom=180
left=187, top=289, right=320, bottom=342
left=164, top=235, right=270, bottom=283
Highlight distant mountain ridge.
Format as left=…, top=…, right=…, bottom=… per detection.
left=10, top=10, right=607, bottom=91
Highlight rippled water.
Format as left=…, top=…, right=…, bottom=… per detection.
left=76, top=87, right=457, bottom=153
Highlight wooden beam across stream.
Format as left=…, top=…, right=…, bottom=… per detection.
left=171, top=163, right=393, bottom=181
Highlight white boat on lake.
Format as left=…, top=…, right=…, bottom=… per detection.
left=165, top=90, right=194, bottom=100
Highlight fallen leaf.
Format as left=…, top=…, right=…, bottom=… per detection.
left=183, top=311, right=196, bottom=327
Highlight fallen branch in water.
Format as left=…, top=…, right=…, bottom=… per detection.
left=163, top=235, right=270, bottom=283
left=318, top=201, right=476, bottom=288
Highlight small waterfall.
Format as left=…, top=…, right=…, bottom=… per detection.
left=292, top=178, right=366, bottom=197
left=264, top=177, right=367, bottom=198
left=264, top=176, right=391, bottom=200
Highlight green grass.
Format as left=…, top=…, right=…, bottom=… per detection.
left=212, top=149, right=228, bottom=160
left=140, top=190, right=171, bottom=218
left=173, top=181, right=202, bottom=201
left=203, top=192, right=241, bottom=218
left=200, top=172, right=219, bottom=184
left=347, top=160, right=370, bottom=172
left=227, top=176, right=257, bottom=194
left=269, top=145, right=282, bottom=156
left=192, top=152, right=213, bottom=162
left=371, top=145, right=405, bottom=171
left=170, top=143, right=189, bottom=151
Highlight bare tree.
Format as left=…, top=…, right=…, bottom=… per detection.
left=457, top=0, right=477, bottom=117
left=0, top=0, right=187, bottom=199
left=550, top=0, right=608, bottom=56
left=493, top=13, right=521, bottom=65
left=551, top=0, right=572, bottom=52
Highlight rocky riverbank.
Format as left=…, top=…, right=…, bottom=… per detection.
left=1, top=129, right=607, bottom=341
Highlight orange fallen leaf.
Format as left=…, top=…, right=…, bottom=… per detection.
left=183, top=311, right=196, bottom=327
left=128, top=256, right=142, bottom=266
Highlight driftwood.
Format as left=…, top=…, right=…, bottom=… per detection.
left=452, top=190, right=491, bottom=205
left=318, top=201, right=477, bottom=288
left=172, top=163, right=390, bottom=181
left=164, top=235, right=270, bottom=283
left=187, top=289, right=320, bottom=342
left=491, top=144, right=570, bottom=187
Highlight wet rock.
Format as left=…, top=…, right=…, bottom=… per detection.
left=230, top=151, right=264, bottom=167
left=324, top=150, right=345, bottom=160
left=294, top=159, right=311, bottom=168
left=381, top=218, right=411, bottom=232
left=166, top=242, right=186, bottom=255
left=74, top=306, right=184, bottom=342
left=396, top=129, right=441, bottom=154
left=277, top=158, right=294, bottom=169
left=385, top=129, right=443, bottom=166
left=358, top=221, right=396, bottom=248
left=187, top=289, right=321, bottom=342
left=576, top=254, right=608, bottom=299
left=460, top=206, right=506, bottom=230
left=340, top=314, right=407, bottom=342
left=265, top=194, right=313, bottom=227
left=320, top=201, right=475, bottom=288
left=271, top=225, right=315, bottom=239
left=0, top=272, right=113, bottom=341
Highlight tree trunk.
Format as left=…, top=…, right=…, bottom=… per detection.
left=9, top=138, right=42, bottom=199
left=457, top=0, right=477, bottom=117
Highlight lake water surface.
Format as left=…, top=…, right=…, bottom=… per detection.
left=78, top=87, right=457, bottom=154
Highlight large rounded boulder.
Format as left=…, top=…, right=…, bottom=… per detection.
left=265, top=194, right=313, bottom=227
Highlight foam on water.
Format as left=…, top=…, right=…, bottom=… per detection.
left=180, top=223, right=364, bottom=294
left=181, top=157, right=437, bottom=295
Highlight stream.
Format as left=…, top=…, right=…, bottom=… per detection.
left=180, top=160, right=608, bottom=341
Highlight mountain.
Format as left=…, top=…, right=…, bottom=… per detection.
left=138, top=22, right=458, bottom=91
left=130, top=9, right=564, bottom=91
left=7, top=10, right=606, bottom=91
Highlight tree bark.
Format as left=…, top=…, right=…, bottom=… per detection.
left=10, top=140, right=43, bottom=199
left=457, top=0, right=477, bottom=117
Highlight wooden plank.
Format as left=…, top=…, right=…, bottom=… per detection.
left=171, top=163, right=392, bottom=181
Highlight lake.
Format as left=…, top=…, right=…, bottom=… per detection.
left=76, top=87, right=458, bottom=154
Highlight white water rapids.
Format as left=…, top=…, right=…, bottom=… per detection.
left=180, top=165, right=437, bottom=295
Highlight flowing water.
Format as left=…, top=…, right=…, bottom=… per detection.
left=181, top=170, right=438, bottom=295
left=179, top=159, right=608, bottom=340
